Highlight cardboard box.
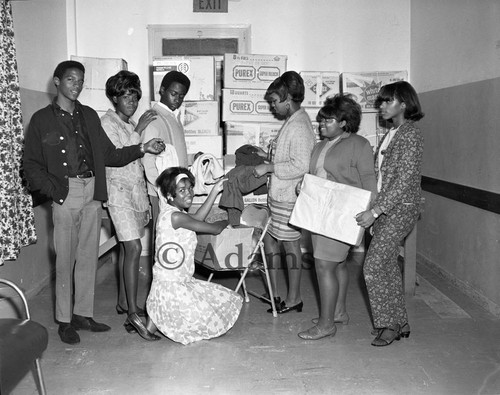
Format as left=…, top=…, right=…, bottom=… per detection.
left=341, top=71, right=408, bottom=112
left=290, top=174, right=372, bottom=246
left=222, top=88, right=275, bottom=122
left=70, top=56, right=128, bottom=111
left=358, top=112, right=391, bottom=151
left=224, top=121, right=281, bottom=155
left=185, top=135, right=223, bottom=158
left=301, top=71, right=341, bottom=107
left=180, top=101, right=220, bottom=135
left=195, top=226, right=255, bottom=269
left=224, top=53, right=287, bottom=89
left=152, top=56, right=216, bottom=102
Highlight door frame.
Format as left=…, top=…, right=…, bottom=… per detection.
left=147, top=24, right=251, bottom=62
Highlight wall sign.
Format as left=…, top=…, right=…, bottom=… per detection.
left=193, top=0, right=228, bottom=13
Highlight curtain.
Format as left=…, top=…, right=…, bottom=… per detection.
left=0, top=0, right=37, bottom=265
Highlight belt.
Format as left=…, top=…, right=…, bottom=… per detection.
left=75, top=170, right=94, bottom=179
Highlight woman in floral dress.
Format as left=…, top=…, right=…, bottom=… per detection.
left=101, top=70, right=158, bottom=340
left=146, top=167, right=242, bottom=345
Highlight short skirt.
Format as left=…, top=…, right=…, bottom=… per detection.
left=267, top=198, right=301, bottom=242
left=108, top=206, right=149, bottom=242
left=311, top=233, right=351, bottom=262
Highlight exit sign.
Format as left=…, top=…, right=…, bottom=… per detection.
left=193, top=0, right=228, bottom=13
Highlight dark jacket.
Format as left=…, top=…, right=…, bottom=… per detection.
left=23, top=102, right=142, bottom=205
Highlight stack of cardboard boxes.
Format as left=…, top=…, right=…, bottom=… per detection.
left=341, top=71, right=408, bottom=150
left=221, top=53, right=288, bottom=205
left=70, top=56, right=128, bottom=118
left=152, top=56, right=222, bottom=160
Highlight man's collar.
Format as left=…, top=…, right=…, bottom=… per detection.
left=156, top=101, right=178, bottom=115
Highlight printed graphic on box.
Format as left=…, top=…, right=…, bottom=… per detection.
left=301, top=71, right=340, bottom=107
left=341, top=71, right=407, bottom=112
left=222, top=89, right=275, bottom=122
left=181, top=101, right=220, bottom=135
left=152, top=57, right=216, bottom=102
left=224, top=54, right=287, bottom=89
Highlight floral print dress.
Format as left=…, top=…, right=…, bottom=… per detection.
left=146, top=204, right=243, bottom=345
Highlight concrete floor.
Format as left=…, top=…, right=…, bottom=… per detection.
left=12, top=252, right=500, bottom=395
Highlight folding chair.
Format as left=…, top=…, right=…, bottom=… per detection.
left=204, top=204, right=278, bottom=317
left=0, top=279, right=48, bottom=395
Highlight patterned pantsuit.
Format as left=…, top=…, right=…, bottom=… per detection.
left=363, top=203, right=419, bottom=329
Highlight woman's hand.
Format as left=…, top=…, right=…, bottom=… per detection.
left=252, top=146, right=268, bottom=158
left=253, top=163, right=272, bottom=178
left=211, top=177, right=227, bottom=195
left=355, top=210, right=376, bottom=228
left=143, top=138, right=165, bottom=154
left=135, top=109, right=158, bottom=135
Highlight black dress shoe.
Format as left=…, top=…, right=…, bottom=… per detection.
left=126, top=313, right=161, bottom=341
left=268, top=300, right=303, bottom=314
left=116, top=304, right=146, bottom=317
left=71, top=314, right=111, bottom=332
left=58, top=323, right=80, bottom=344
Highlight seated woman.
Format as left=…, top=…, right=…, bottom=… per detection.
left=145, top=167, right=243, bottom=345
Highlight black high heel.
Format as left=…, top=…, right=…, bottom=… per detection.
left=126, top=313, right=161, bottom=341
left=124, top=322, right=137, bottom=334
left=371, top=324, right=401, bottom=347
left=269, top=300, right=303, bottom=314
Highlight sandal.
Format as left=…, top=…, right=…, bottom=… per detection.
left=371, top=324, right=401, bottom=347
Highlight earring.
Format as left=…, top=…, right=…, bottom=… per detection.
left=167, top=196, right=173, bottom=201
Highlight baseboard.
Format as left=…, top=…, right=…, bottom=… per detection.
left=417, top=253, right=500, bottom=318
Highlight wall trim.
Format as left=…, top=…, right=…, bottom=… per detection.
left=421, top=176, right=500, bottom=214
left=417, top=253, right=500, bottom=318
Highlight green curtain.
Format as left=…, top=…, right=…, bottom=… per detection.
left=0, top=0, right=36, bottom=265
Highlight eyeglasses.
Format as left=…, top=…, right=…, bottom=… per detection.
left=318, top=118, right=337, bottom=125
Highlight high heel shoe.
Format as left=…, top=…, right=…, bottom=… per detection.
left=372, top=323, right=410, bottom=338
left=312, top=312, right=349, bottom=325
left=371, top=324, right=401, bottom=347
left=268, top=300, right=303, bottom=314
left=124, top=322, right=137, bottom=334
left=116, top=304, right=146, bottom=317
left=126, top=313, right=161, bottom=341
left=298, top=325, right=337, bottom=340
left=400, top=322, right=411, bottom=338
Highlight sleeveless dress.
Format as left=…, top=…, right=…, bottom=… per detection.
left=146, top=204, right=243, bottom=345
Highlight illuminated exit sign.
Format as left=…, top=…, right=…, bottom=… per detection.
left=193, top=0, right=228, bottom=13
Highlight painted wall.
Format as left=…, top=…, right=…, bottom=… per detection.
left=5, top=0, right=410, bottom=295
left=410, top=0, right=500, bottom=315
left=0, top=0, right=68, bottom=298
left=72, top=0, right=410, bottom=118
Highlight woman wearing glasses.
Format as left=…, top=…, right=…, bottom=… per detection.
left=298, top=94, right=376, bottom=340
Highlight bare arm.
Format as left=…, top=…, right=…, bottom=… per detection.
left=191, top=178, right=227, bottom=221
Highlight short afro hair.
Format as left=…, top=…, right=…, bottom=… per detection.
left=160, top=71, right=191, bottom=93
left=53, top=60, right=85, bottom=79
